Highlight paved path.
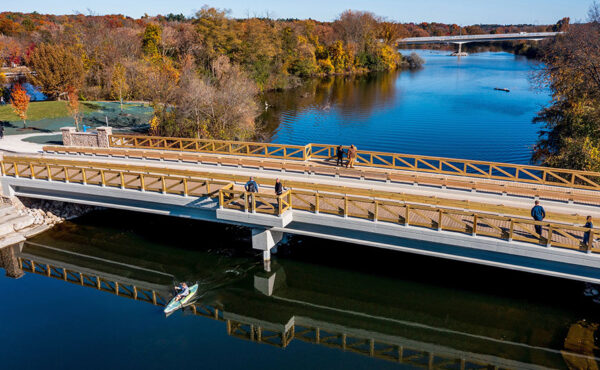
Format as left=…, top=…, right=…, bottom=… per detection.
left=0, top=133, right=53, bottom=153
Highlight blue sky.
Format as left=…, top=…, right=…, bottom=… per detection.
left=2, top=0, right=592, bottom=24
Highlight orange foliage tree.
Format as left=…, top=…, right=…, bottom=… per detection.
left=10, top=83, right=30, bottom=128
left=66, top=86, right=82, bottom=131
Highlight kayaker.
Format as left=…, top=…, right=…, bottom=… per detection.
left=174, top=282, right=190, bottom=302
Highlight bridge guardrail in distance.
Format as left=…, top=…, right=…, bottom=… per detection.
left=107, top=135, right=600, bottom=191
left=109, top=134, right=310, bottom=160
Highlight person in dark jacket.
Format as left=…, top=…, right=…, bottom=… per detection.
left=530, top=200, right=546, bottom=237
left=584, top=216, right=594, bottom=247
left=245, top=177, right=259, bottom=208
left=336, top=145, right=345, bottom=166
left=274, top=178, right=283, bottom=196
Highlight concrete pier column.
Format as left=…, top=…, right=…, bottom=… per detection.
left=0, top=243, right=24, bottom=279
left=252, top=228, right=283, bottom=262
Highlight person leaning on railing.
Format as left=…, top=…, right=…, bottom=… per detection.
left=275, top=178, right=284, bottom=212
left=244, top=177, right=259, bottom=208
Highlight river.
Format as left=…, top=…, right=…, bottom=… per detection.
left=262, top=50, right=550, bottom=164
left=2, top=51, right=598, bottom=370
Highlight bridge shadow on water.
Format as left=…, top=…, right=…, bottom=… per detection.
left=1, top=208, right=599, bottom=369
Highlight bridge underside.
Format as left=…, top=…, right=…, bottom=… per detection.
left=4, top=177, right=600, bottom=283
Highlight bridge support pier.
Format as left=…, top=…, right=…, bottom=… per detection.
left=252, top=228, right=283, bottom=263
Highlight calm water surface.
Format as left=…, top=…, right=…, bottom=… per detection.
left=262, top=50, right=549, bottom=164
left=2, top=52, right=596, bottom=370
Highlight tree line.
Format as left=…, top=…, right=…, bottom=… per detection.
left=532, top=2, right=600, bottom=171
left=0, top=9, right=564, bottom=141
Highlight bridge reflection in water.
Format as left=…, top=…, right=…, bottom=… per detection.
left=3, top=235, right=599, bottom=370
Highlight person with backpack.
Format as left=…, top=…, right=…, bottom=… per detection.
left=245, top=177, right=259, bottom=209
left=336, top=145, right=345, bottom=166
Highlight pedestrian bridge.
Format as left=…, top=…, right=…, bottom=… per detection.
left=2, top=132, right=600, bottom=282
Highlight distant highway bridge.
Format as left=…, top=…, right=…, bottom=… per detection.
left=398, top=32, right=563, bottom=55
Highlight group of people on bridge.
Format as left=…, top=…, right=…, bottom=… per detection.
left=531, top=200, right=594, bottom=246
left=336, top=144, right=358, bottom=168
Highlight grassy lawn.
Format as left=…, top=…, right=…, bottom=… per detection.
left=0, top=101, right=100, bottom=122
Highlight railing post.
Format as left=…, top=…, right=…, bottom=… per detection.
left=82, top=168, right=87, bottom=184
left=161, top=176, right=166, bottom=194
left=344, top=196, right=348, bottom=218
left=30, top=164, right=34, bottom=179
left=405, top=204, right=410, bottom=226
left=508, top=220, right=514, bottom=242
left=244, top=192, right=249, bottom=213
left=140, top=173, right=145, bottom=192
left=14, top=162, right=19, bottom=178
left=437, top=209, right=442, bottom=231
left=183, top=178, right=189, bottom=196
left=252, top=193, right=256, bottom=213
left=373, top=201, right=378, bottom=222
left=120, top=172, right=125, bottom=189
left=472, top=214, right=477, bottom=236
left=100, top=169, right=106, bottom=187
left=278, top=194, right=282, bottom=215
left=219, top=189, right=224, bottom=209
left=0, top=161, right=6, bottom=176
left=63, top=166, right=69, bottom=182
left=314, top=193, right=319, bottom=214
left=546, top=226, right=553, bottom=247
left=287, top=190, right=292, bottom=210
left=47, top=165, right=52, bottom=181
left=588, top=231, right=595, bottom=254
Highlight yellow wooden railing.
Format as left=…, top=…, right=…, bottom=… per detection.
left=221, top=186, right=595, bottom=253
left=2, top=154, right=597, bottom=253
left=2, top=154, right=594, bottom=224
left=109, top=134, right=309, bottom=160
left=107, top=134, right=600, bottom=191
left=43, top=145, right=600, bottom=206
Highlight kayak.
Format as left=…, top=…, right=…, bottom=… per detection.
left=164, top=284, right=198, bottom=314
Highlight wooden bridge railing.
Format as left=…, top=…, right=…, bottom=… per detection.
left=2, top=154, right=597, bottom=253
left=107, top=134, right=600, bottom=191
left=217, top=186, right=598, bottom=253
left=1, top=154, right=594, bottom=224
left=109, top=134, right=309, bottom=160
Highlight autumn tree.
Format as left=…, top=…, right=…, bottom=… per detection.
left=27, top=43, right=85, bottom=100
left=142, top=23, right=162, bottom=59
left=10, top=83, right=29, bottom=128
left=110, top=62, right=129, bottom=111
left=66, top=86, right=82, bottom=131
left=533, top=5, right=600, bottom=170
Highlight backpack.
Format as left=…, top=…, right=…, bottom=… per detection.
left=247, top=182, right=256, bottom=192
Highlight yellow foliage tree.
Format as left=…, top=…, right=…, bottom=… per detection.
left=10, top=84, right=29, bottom=128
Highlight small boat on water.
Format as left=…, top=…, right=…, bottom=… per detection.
left=494, top=87, right=510, bottom=92
left=164, top=283, right=199, bottom=315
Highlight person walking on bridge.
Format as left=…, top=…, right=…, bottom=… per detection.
left=346, top=144, right=357, bottom=169
left=583, top=216, right=594, bottom=247
left=245, top=177, right=259, bottom=209
left=336, top=145, right=345, bottom=166
left=530, top=200, right=546, bottom=237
